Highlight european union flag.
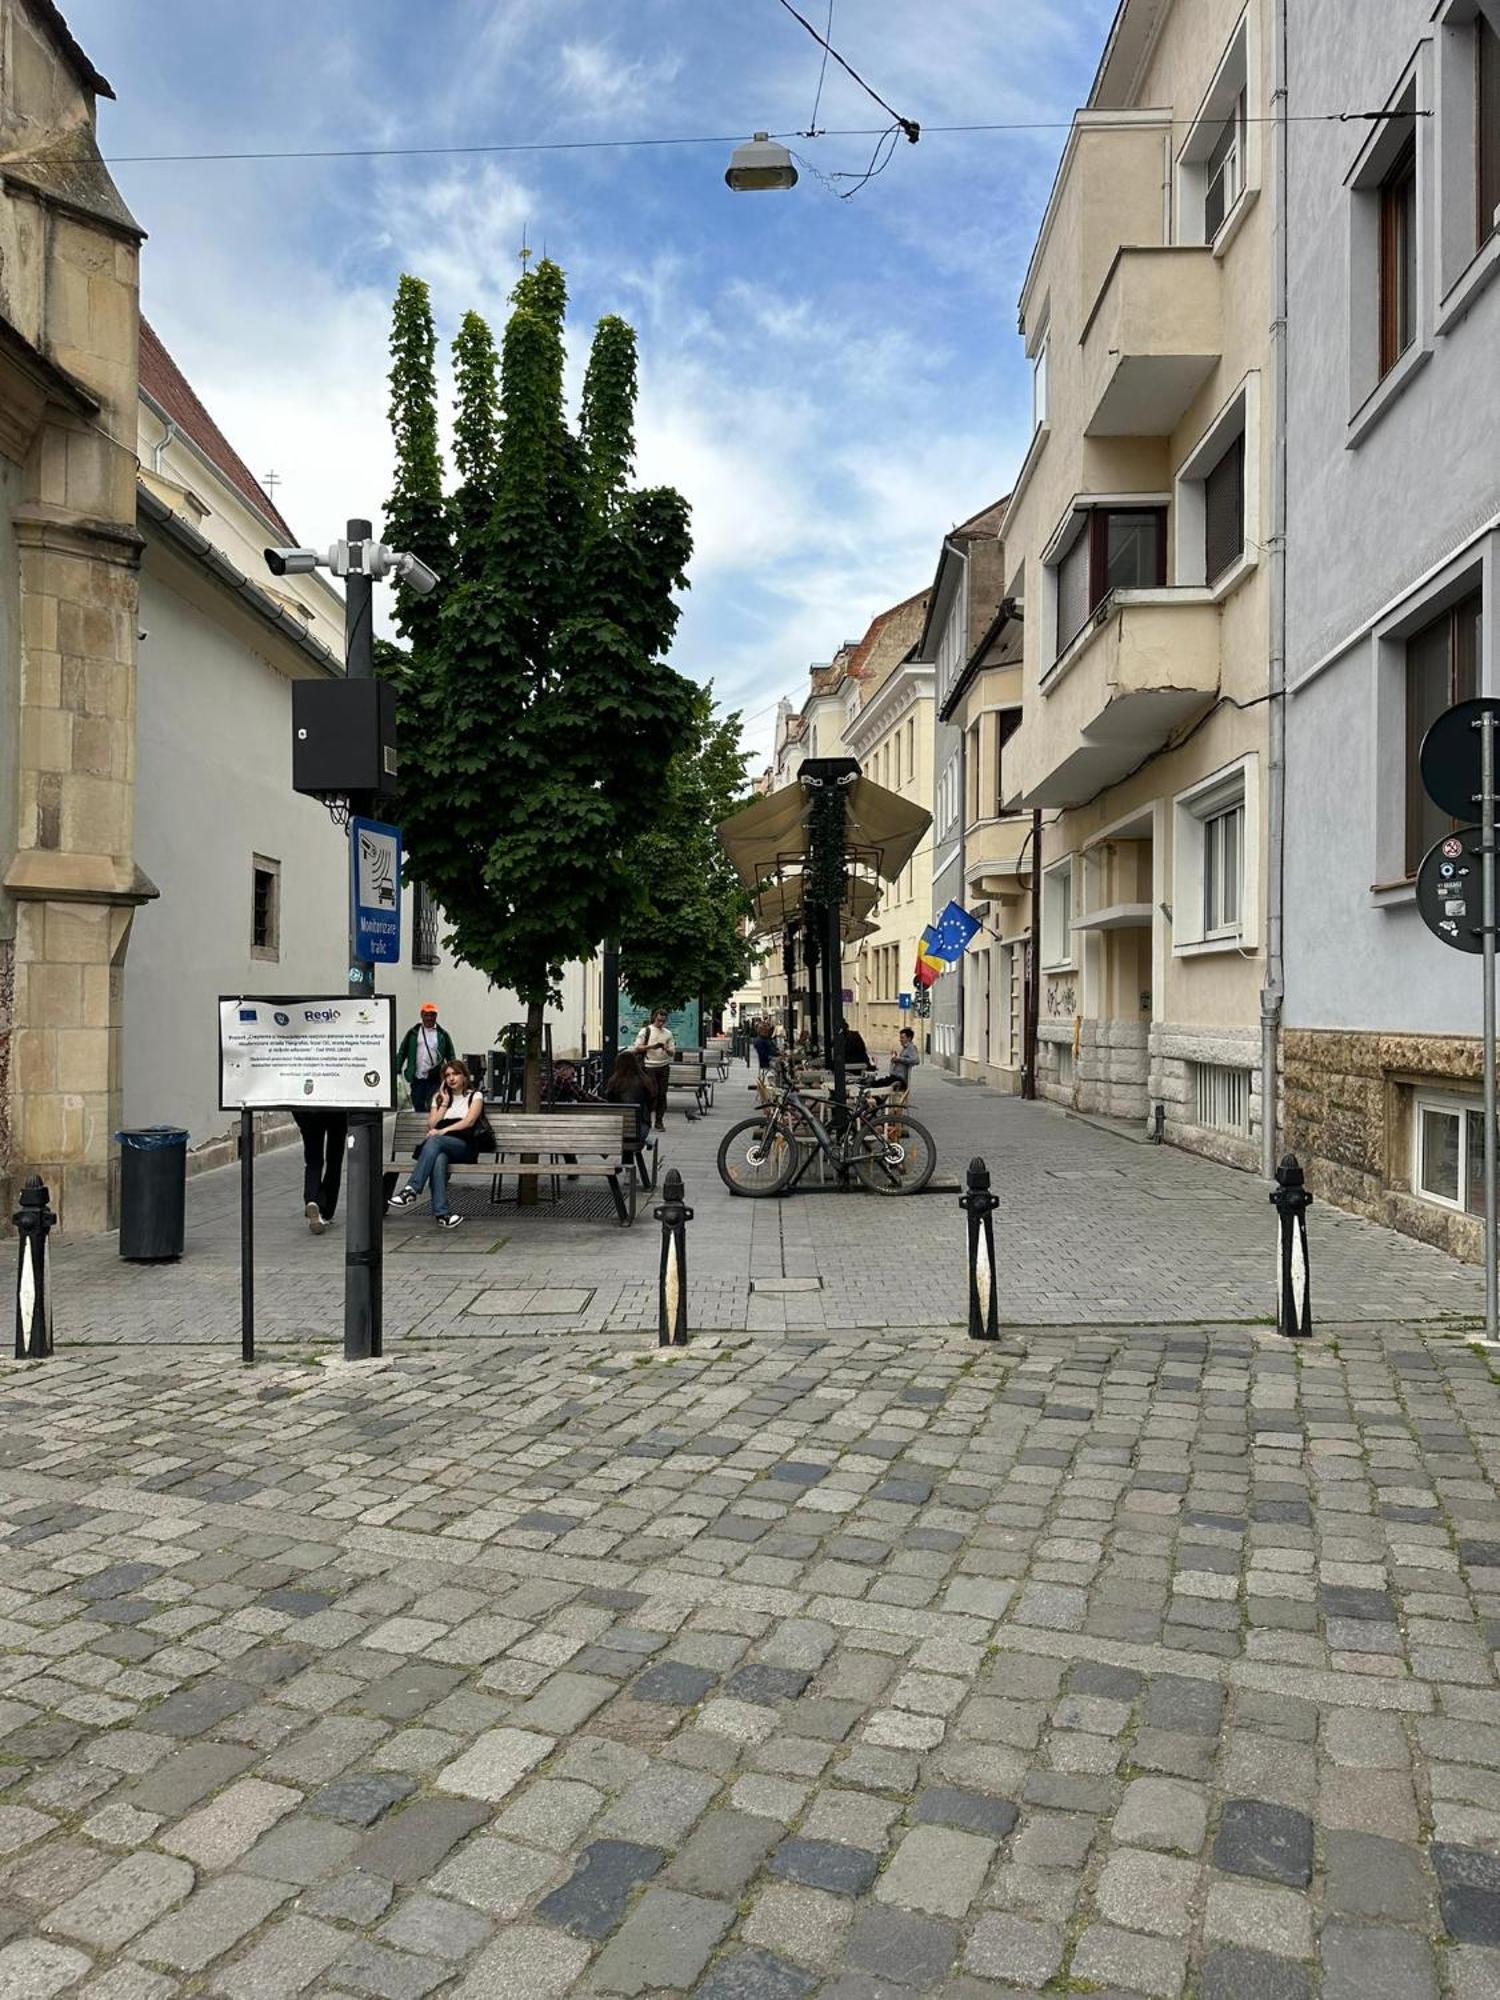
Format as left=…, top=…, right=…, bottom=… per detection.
left=928, top=901, right=981, bottom=963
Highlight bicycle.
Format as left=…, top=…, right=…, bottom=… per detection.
left=717, top=1056, right=937, bottom=1197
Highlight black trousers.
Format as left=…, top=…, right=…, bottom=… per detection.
left=410, top=1075, right=439, bottom=1113
left=293, top=1110, right=348, bottom=1220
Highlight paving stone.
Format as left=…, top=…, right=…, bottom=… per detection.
left=1070, top=1921, right=1187, bottom=1998
left=492, top=1779, right=602, bottom=1855
left=1213, top=1800, right=1314, bottom=1887
left=1203, top=1879, right=1315, bottom=1959
left=843, top=1902, right=957, bottom=1988
left=212, top=1912, right=346, bottom=1997
left=631, top=1661, right=716, bottom=1706
left=665, top=1811, right=780, bottom=1897
left=159, top=1778, right=302, bottom=1870
left=306, top=1774, right=416, bottom=1827
left=1095, top=1848, right=1200, bottom=1937
left=533, top=1839, right=667, bottom=1939
left=328, top=1939, right=448, bottom=1999
left=42, top=1852, right=195, bottom=1949
left=0, top=1939, right=94, bottom=2000
left=1435, top=1844, right=1500, bottom=1946
left=588, top=1885, right=735, bottom=1992
left=448, top=1923, right=592, bottom=1998
left=1113, top=1778, right=1208, bottom=1855
left=695, top=1948, right=819, bottom=1999
left=125, top=1745, right=258, bottom=1815
left=436, top=1728, right=552, bottom=1803
left=134, top=1872, right=291, bottom=1972
left=1325, top=1830, right=1429, bottom=1922
left=377, top=1891, right=491, bottom=1961
left=240, top=1815, right=362, bottom=1885
left=1322, top=1919, right=1439, bottom=2000
left=148, top=1680, right=258, bottom=1737
left=875, top=1826, right=994, bottom=1919
left=428, top=1836, right=559, bottom=1918
left=912, top=1786, right=1018, bottom=1838
left=300, top=1870, right=396, bottom=1924
left=1199, top=1945, right=1312, bottom=2000
left=728, top=1665, right=812, bottom=1705
left=962, top=1912, right=1064, bottom=1986
left=769, top=1837, right=879, bottom=1897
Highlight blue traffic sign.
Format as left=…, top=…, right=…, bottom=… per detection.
left=351, top=816, right=401, bottom=965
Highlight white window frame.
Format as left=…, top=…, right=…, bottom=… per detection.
left=1177, top=10, right=1260, bottom=253
left=1346, top=48, right=1435, bottom=446
left=1175, top=375, right=1260, bottom=597
left=1412, top=1088, right=1487, bottom=1212
left=1202, top=798, right=1246, bottom=937
left=1041, top=857, right=1075, bottom=971
left=1435, top=0, right=1500, bottom=328
left=1172, top=757, right=1261, bottom=955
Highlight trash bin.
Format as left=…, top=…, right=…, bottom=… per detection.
left=115, top=1126, right=188, bottom=1261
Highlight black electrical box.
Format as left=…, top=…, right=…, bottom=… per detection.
left=292, top=678, right=398, bottom=800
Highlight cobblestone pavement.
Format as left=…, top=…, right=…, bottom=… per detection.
left=50, top=1070, right=1484, bottom=1345
left=7, top=1323, right=1500, bottom=1995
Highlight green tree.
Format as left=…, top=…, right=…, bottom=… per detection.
left=383, top=275, right=450, bottom=651
left=382, top=260, right=695, bottom=1110
left=619, top=689, right=759, bottom=1017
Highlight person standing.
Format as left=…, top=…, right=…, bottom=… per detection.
left=633, top=1008, right=676, bottom=1131
left=292, top=1107, right=348, bottom=1234
left=397, top=1001, right=454, bottom=1113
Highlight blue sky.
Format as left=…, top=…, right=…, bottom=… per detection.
left=69, top=0, right=1117, bottom=765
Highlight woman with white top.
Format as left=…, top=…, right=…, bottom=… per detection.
left=388, top=1059, right=486, bottom=1230
left=633, top=1009, right=676, bottom=1131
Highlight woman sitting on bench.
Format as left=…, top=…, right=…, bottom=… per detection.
left=388, top=1059, right=488, bottom=1231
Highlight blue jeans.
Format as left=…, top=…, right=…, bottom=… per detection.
left=405, top=1133, right=478, bottom=1218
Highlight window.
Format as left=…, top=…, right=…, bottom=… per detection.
left=1193, top=1062, right=1250, bottom=1133
left=1380, top=137, right=1419, bottom=376
left=1204, top=88, right=1247, bottom=240
left=1481, top=11, right=1500, bottom=246
left=1204, top=430, right=1246, bottom=585
left=996, top=709, right=1022, bottom=815
left=1414, top=1093, right=1490, bottom=1214
left=905, top=717, right=915, bottom=790
left=1052, top=508, right=1168, bottom=660
left=412, top=881, right=440, bottom=967
left=966, top=723, right=981, bottom=827
left=1203, top=799, right=1245, bottom=935
left=1405, top=590, right=1482, bottom=876
left=1041, top=859, right=1073, bottom=969
left=1032, top=335, right=1049, bottom=430
left=251, top=856, right=280, bottom=961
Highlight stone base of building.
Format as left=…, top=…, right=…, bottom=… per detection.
left=959, top=1056, right=1021, bottom=1093
left=1036, top=1018, right=1264, bottom=1171
left=1284, top=1027, right=1485, bottom=1261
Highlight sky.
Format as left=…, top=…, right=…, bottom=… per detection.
left=67, top=0, right=1118, bottom=767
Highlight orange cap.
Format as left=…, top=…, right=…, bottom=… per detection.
left=419, top=1000, right=438, bottom=1014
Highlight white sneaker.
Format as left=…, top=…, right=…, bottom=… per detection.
left=390, top=1188, right=418, bottom=1208
left=305, top=1202, right=325, bottom=1234
left=436, top=1213, right=463, bottom=1231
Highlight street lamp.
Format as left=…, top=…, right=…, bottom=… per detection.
left=725, top=132, right=798, bottom=192
left=265, top=521, right=438, bottom=1361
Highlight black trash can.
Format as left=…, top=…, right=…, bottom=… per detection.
left=115, top=1126, right=188, bottom=1261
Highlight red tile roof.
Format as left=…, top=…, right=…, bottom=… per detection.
left=139, top=319, right=294, bottom=541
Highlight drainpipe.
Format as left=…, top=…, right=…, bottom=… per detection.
left=152, top=416, right=178, bottom=475
left=1023, top=808, right=1042, bottom=1099
left=1261, top=0, right=1290, bottom=1178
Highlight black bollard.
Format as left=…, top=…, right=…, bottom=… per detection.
left=14, top=1175, right=56, bottom=1361
left=654, top=1167, right=693, bottom=1349
left=1270, top=1152, right=1312, bottom=1340
left=959, top=1156, right=1000, bottom=1342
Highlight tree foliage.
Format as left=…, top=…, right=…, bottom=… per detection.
left=381, top=260, right=697, bottom=1096
left=618, top=688, right=760, bottom=1015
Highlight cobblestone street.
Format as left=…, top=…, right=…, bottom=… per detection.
left=6, top=1080, right=1500, bottom=1995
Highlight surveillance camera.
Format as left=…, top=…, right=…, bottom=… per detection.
left=394, top=550, right=440, bottom=596
left=264, top=547, right=321, bottom=578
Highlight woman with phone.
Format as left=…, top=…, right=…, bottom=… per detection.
left=387, top=1059, right=488, bottom=1230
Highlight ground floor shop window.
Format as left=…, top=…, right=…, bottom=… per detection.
left=1414, top=1092, right=1489, bottom=1213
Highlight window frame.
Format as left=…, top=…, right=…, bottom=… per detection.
left=1048, top=504, right=1169, bottom=664
left=1202, top=797, right=1246, bottom=937
left=1172, top=757, right=1260, bottom=956
left=1175, top=376, right=1260, bottom=598
left=1403, top=588, right=1483, bottom=878
left=1436, top=0, right=1500, bottom=322
left=996, top=708, right=1022, bottom=817
left=250, top=854, right=280, bottom=963
left=1176, top=12, right=1259, bottom=252
left=1412, top=1088, right=1489, bottom=1214
left=1379, top=134, right=1419, bottom=378
left=1346, top=53, right=1432, bottom=443
left=1041, top=857, right=1075, bottom=972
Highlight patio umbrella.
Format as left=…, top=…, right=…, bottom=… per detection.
left=718, top=773, right=931, bottom=889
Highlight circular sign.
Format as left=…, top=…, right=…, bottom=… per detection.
left=1416, top=823, right=1486, bottom=954
left=1420, top=698, right=1500, bottom=821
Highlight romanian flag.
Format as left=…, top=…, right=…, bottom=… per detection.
left=914, top=928, right=944, bottom=986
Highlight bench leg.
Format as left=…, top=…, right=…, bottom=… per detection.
left=607, top=1169, right=629, bottom=1226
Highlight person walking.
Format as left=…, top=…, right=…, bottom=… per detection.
left=292, top=1107, right=347, bottom=1234
left=396, top=1002, right=454, bottom=1113
left=388, top=1059, right=490, bottom=1230
left=632, top=1008, right=676, bottom=1131
left=752, top=1019, right=776, bottom=1072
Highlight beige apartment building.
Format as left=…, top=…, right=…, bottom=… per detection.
left=993, top=0, right=1274, bottom=1168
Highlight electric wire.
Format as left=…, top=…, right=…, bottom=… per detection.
left=771, top=0, right=920, bottom=144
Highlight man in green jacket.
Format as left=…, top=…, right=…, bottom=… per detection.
left=397, top=1001, right=455, bottom=1112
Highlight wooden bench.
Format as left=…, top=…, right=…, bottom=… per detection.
left=666, top=1061, right=712, bottom=1115
left=705, top=1039, right=731, bottom=1080
left=388, top=1107, right=641, bottom=1224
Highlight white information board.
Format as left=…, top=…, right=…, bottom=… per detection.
left=219, top=995, right=396, bottom=1112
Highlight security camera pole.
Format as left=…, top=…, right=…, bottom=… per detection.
left=266, top=522, right=438, bottom=1360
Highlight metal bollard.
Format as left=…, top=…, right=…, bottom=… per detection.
left=654, top=1167, right=692, bottom=1349
left=1270, top=1152, right=1312, bottom=1340
left=960, top=1156, right=1000, bottom=1342
left=14, top=1175, right=56, bottom=1362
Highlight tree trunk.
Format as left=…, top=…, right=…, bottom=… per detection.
left=519, top=996, right=544, bottom=1206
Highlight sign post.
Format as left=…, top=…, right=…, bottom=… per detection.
left=1418, top=698, right=1500, bottom=1344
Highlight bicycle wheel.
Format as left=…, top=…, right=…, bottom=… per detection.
left=852, top=1111, right=937, bottom=1195
left=717, top=1114, right=799, bottom=1196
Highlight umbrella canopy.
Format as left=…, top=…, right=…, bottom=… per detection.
left=718, top=771, right=932, bottom=889
left=750, top=873, right=881, bottom=935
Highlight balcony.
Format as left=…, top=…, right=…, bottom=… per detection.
left=964, top=816, right=1034, bottom=902
left=1081, top=246, right=1222, bottom=438
left=1010, top=591, right=1220, bottom=809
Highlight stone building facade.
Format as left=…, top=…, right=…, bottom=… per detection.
left=0, top=0, right=147, bottom=1231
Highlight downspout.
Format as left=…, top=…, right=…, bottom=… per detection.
left=1023, top=808, right=1042, bottom=1099
left=1261, top=0, right=1290, bottom=1178
left=152, top=416, right=178, bottom=475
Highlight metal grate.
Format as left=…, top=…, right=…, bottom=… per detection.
left=1193, top=1061, right=1249, bottom=1132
